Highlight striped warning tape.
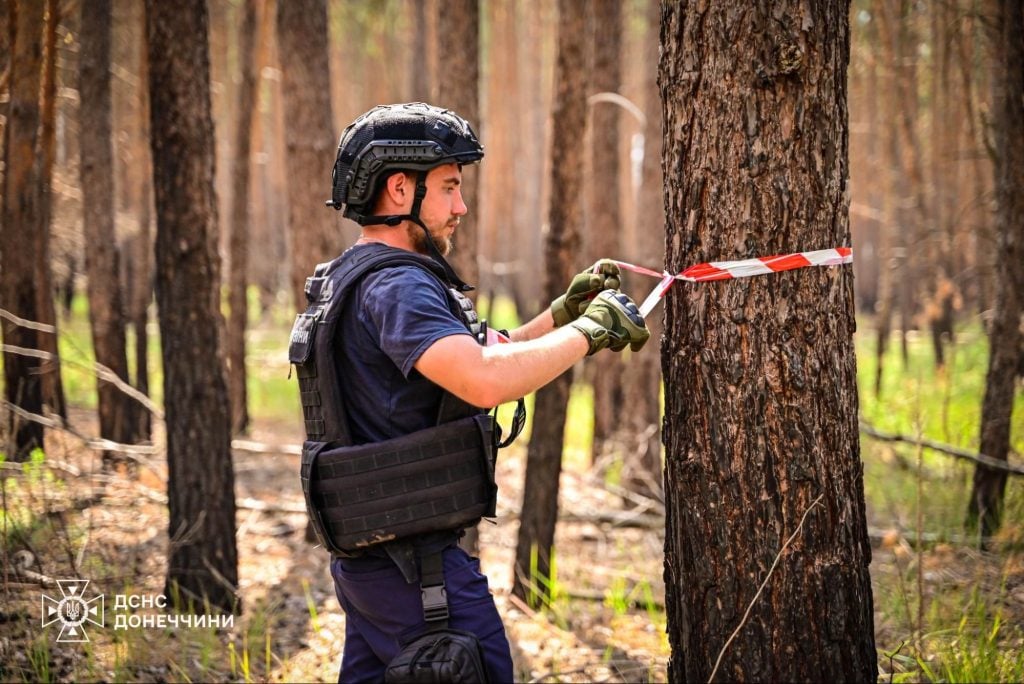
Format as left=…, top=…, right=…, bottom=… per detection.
left=605, top=247, right=853, bottom=317
left=487, top=247, right=853, bottom=342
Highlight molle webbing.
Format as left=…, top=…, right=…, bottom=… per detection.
left=289, top=243, right=497, bottom=556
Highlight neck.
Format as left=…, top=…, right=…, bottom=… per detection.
left=355, top=226, right=413, bottom=251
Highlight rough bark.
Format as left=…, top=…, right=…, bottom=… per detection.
left=80, top=0, right=138, bottom=456
left=512, top=0, right=585, bottom=604
left=146, top=0, right=239, bottom=614
left=966, top=0, right=1023, bottom=539
left=2, top=0, right=49, bottom=458
left=227, top=0, right=258, bottom=436
left=276, top=0, right=343, bottom=313
left=660, top=2, right=877, bottom=680
left=585, top=0, right=624, bottom=462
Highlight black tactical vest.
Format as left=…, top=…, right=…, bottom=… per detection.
left=288, top=244, right=498, bottom=556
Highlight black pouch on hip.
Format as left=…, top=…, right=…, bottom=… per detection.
left=384, top=549, right=490, bottom=684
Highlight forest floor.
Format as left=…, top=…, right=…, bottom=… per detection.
left=2, top=408, right=1023, bottom=682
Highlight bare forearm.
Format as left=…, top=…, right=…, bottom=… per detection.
left=416, top=326, right=588, bottom=408
left=509, top=308, right=556, bottom=342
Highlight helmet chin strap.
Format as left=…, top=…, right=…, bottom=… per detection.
left=356, top=171, right=473, bottom=292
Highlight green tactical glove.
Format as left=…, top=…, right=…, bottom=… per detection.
left=569, top=290, right=650, bottom=356
left=550, top=259, right=622, bottom=327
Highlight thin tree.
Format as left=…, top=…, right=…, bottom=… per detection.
left=660, top=2, right=877, bottom=680
left=80, top=0, right=139, bottom=459
left=2, top=0, right=53, bottom=458
left=512, top=0, right=586, bottom=604
left=36, top=0, right=66, bottom=421
left=227, top=0, right=259, bottom=436
left=436, top=0, right=483, bottom=554
left=621, top=0, right=664, bottom=501
left=585, top=0, right=624, bottom=463
left=276, top=0, right=343, bottom=313
left=966, top=0, right=1023, bottom=540
left=145, top=0, right=239, bottom=613
left=436, top=0, right=480, bottom=294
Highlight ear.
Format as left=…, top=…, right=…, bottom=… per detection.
left=384, top=172, right=410, bottom=204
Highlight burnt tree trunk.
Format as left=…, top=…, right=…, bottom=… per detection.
left=660, top=2, right=877, bottom=680
left=966, top=0, right=1023, bottom=540
left=227, top=0, right=258, bottom=436
left=80, top=0, right=139, bottom=457
left=146, top=0, right=239, bottom=614
left=2, top=0, right=50, bottom=458
left=276, top=0, right=343, bottom=313
left=512, top=0, right=586, bottom=604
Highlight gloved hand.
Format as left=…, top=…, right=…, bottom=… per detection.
left=550, top=260, right=621, bottom=327
left=569, top=290, right=650, bottom=355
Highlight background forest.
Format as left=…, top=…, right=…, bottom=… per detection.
left=1, top=0, right=1022, bottom=682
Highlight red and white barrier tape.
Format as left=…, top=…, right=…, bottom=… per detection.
left=486, top=247, right=852, bottom=343
left=605, top=247, right=853, bottom=317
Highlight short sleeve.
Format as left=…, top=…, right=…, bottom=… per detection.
left=359, top=266, right=472, bottom=377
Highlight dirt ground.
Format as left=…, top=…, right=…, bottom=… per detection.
left=1, top=409, right=1021, bottom=682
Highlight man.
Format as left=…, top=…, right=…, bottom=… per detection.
left=290, top=102, right=649, bottom=682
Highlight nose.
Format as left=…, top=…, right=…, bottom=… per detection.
left=453, top=188, right=468, bottom=217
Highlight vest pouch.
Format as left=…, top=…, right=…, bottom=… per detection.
left=288, top=309, right=320, bottom=365
left=385, top=627, right=489, bottom=684
left=306, top=415, right=498, bottom=553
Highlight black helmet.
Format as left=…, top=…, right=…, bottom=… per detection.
left=328, top=102, right=484, bottom=223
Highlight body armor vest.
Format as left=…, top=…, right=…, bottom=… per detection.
left=288, top=244, right=498, bottom=556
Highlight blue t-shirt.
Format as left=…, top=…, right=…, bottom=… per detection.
left=338, top=248, right=472, bottom=444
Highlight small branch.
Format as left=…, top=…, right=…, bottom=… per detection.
left=860, top=420, right=1024, bottom=476
left=2, top=401, right=161, bottom=458
left=0, top=308, right=57, bottom=334
left=2, top=343, right=164, bottom=419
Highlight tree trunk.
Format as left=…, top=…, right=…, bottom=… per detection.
left=146, top=0, right=239, bottom=614
left=36, top=0, right=66, bottom=422
left=227, top=0, right=258, bottom=436
left=276, top=0, right=343, bottom=313
left=966, top=0, right=1023, bottom=540
left=512, top=0, right=586, bottom=604
left=436, top=0, right=480, bottom=294
left=2, top=0, right=50, bottom=459
left=80, top=0, right=139, bottom=459
left=660, top=2, right=877, bottom=681
left=435, top=0, right=482, bottom=554
left=585, top=0, right=624, bottom=463
left=621, top=0, right=664, bottom=501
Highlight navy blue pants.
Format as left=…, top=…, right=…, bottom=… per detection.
left=331, top=545, right=514, bottom=683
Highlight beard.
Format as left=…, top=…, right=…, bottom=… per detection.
left=408, top=222, right=454, bottom=257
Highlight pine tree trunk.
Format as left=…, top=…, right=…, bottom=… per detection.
left=36, top=0, right=66, bottom=422
left=585, top=0, right=624, bottom=463
left=2, top=0, right=49, bottom=459
left=227, top=0, right=257, bottom=436
left=512, top=0, right=586, bottom=604
left=276, top=0, right=343, bottom=313
left=436, top=0, right=480, bottom=293
left=660, top=2, right=877, bottom=680
left=146, top=0, right=239, bottom=614
left=622, top=0, right=664, bottom=501
left=80, top=0, right=138, bottom=457
left=966, top=0, right=1023, bottom=540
